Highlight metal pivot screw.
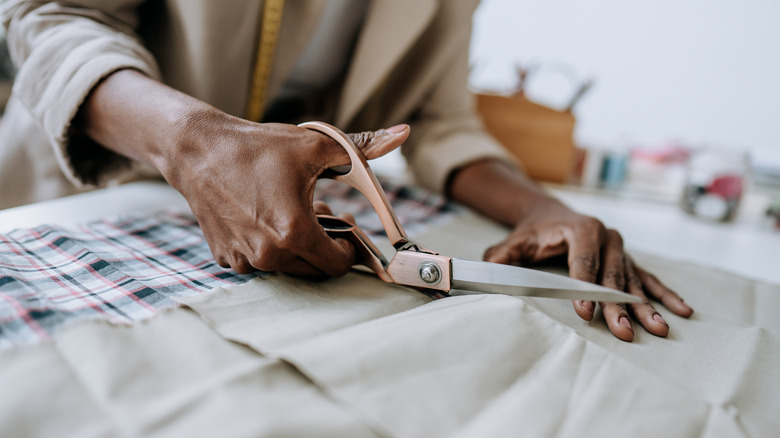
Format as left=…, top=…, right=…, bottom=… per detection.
left=418, top=262, right=441, bottom=285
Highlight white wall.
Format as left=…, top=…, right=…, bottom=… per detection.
left=470, top=0, right=780, bottom=153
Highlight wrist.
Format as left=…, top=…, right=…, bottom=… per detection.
left=158, top=103, right=255, bottom=190
left=448, top=158, right=565, bottom=226
left=80, top=69, right=242, bottom=189
left=160, top=104, right=220, bottom=184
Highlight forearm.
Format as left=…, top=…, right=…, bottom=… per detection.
left=448, top=159, right=566, bottom=227
left=79, top=68, right=236, bottom=184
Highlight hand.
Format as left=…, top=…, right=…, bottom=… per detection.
left=165, top=117, right=409, bottom=278
left=483, top=198, right=693, bottom=342
left=448, top=159, right=693, bottom=342
left=80, top=70, right=408, bottom=278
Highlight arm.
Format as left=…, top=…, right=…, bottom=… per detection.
left=1, top=0, right=161, bottom=186
left=79, top=69, right=409, bottom=277
left=3, top=1, right=409, bottom=277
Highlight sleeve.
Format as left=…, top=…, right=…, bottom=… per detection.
left=400, top=32, right=519, bottom=194
left=1, top=0, right=162, bottom=188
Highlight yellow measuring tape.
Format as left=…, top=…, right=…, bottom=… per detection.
left=246, top=0, right=285, bottom=123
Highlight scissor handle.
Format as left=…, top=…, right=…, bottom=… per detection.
left=318, top=214, right=452, bottom=292
left=317, top=215, right=393, bottom=282
left=300, top=121, right=410, bottom=248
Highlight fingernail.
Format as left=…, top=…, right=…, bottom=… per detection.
left=653, top=313, right=668, bottom=326
left=680, top=300, right=692, bottom=311
left=385, top=124, right=408, bottom=134
left=618, top=316, right=632, bottom=330
left=580, top=300, right=594, bottom=315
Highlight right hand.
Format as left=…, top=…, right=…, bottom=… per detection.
left=164, top=115, right=409, bottom=278
left=80, top=69, right=407, bottom=278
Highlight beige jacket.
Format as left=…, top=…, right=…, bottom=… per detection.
left=0, top=0, right=513, bottom=209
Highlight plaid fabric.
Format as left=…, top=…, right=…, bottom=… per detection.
left=314, top=178, right=462, bottom=237
left=0, top=178, right=461, bottom=348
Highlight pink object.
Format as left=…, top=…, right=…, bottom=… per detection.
left=631, top=143, right=691, bottom=164
left=707, top=175, right=743, bottom=199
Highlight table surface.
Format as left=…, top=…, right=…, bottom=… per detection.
left=1, top=179, right=778, bottom=285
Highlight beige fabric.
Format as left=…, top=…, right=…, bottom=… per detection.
left=2, top=211, right=779, bottom=436
left=0, top=0, right=514, bottom=208
left=176, top=271, right=432, bottom=355
left=179, top=212, right=780, bottom=437
left=0, top=307, right=380, bottom=438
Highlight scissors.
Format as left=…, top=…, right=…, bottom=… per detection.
left=301, top=121, right=640, bottom=304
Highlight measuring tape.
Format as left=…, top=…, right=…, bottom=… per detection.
left=246, top=0, right=285, bottom=123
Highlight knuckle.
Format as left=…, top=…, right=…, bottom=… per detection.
left=575, top=253, right=599, bottom=273
left=603, top=269, right=626, bottom=290
left=274, top=218, right=305, bottom=252
left=276, top=230, right=297, bottom=252
left=211, top=248, right=231, bottom=269
left=215, top=255, right=230, bottom=269
left=607, top=228, right=624, bottom=245
left=627, top=272, right=643, bottom=288
left=227, top=250, right=252, bottom=274
left=247, top=244, right=278, bottom=272
left=231, top=259, right=253, bottom=274
left=248, top=253, right=274, bottom=272
left=582, top=216, right=605, bottom=232
left=348, top=131, right=374, bottom=149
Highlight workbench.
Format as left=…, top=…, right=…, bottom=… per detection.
left=1, top=180, right=778, bottom=437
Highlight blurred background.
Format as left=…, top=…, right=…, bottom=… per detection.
left=0, top=28, right=13, bottom=113
left=471, top=0, right=779, bottom=154
left=0, top=1, right=778, bottom=224
left=468, top=0, right=780, bottom=224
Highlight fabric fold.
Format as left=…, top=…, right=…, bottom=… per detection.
left=174, top=212, right=780, bottom=437
left=175, top=272, right=433, bottom=355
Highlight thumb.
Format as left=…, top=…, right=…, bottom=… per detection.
left=347, top=124, right=409, bottom=160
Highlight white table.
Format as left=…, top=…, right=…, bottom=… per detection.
left=1, top=179, right=778, bottom=286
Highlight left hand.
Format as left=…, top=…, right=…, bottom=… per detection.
left=483, top=197, right=693, bottom=342
left=448, top=159, right=693, bottom=342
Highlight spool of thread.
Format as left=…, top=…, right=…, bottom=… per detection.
left=599, top=152, right=628, bottom=190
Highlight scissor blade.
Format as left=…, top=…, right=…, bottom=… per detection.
left=450, top=258, right=640, bottom=303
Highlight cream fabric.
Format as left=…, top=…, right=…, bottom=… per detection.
left=176, top=271, right=432, bottom=355
left=0, top=0, right=514, bottom=208
left=0, top=307, right=379, bottom=437
left=179, top=212, right=780, bottom=437
left=2, top=212, right=779, bottom=436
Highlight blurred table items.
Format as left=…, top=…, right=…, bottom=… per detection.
left=625, top=142, right=689, bottom=200
left=571, top=142, right=689, bottom=203
left=681, top=148, right=749, bottom=222
left=751, top=147, right=780, bottom=191
left=767, top=196, right=780, bottom=230
left=575, top=146, right=630, bottom=191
